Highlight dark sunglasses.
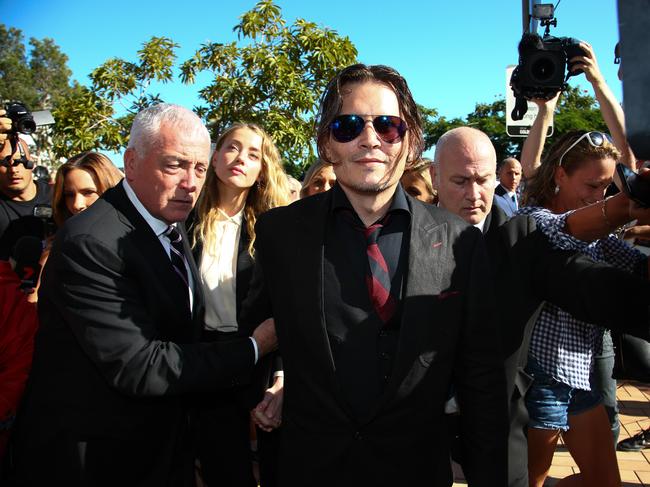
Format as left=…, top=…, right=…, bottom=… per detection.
left=0, top=156, right=35, bottom=169
left=558, top=131, right=613, bottom=167
left=330, top=115, right=408, bottom=144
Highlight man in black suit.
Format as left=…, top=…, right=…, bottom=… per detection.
left=240, top=64, right=508, bottom=487
left=433, top=126, right=650, bottom=487
left=11, top=104, right=277, bottom=487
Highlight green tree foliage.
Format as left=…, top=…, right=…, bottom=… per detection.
left=180, top=0, right=357, bottom=176
left=0, top=24, right=72, bottom=110
left=52, top=36, right=179, bottom=158
left=421, top=85, right=607, bottom=163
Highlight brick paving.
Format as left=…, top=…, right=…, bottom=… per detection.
left=452, top=380, right=650, bottom=486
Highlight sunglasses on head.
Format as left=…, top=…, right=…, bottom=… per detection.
left=557, top=131, right=613, bottom=167
left=0, top=156, right=35, bottom=169
left=330, top=114, right=408, bottom=144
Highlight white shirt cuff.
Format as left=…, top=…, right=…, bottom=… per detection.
left=250, top=337, right=259, bottom=364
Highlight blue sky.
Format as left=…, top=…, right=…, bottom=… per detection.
left=4, top=0, right=622, bottom=146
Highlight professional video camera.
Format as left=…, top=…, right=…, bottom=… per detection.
left=509, top=5, right=587, bottom=120
left=4, top=102, right=36, bottom=135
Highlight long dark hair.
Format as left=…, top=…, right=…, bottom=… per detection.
left=315, top=64, right=424, bottom=167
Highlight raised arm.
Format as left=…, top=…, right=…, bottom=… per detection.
left=520, top=93, right=560, bottom=180
left=570, top=42, right=638, bottom=170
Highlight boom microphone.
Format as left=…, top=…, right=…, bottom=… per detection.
left=11, top=236, right=43, bottom=292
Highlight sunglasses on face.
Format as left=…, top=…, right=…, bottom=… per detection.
left=0, top=156, right=35, bottom=169
left=557, top=131, right=613, bottom=167
left=330, top=115, right=408, bottom=144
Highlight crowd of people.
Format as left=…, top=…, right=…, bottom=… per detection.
left=0, top=40, right=649, bottom=487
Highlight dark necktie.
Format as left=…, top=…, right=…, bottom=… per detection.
left=511, top=193, right=518, bottom=210
left=164, top=225, right=190, bottom=305
left=364, top=216, right=396, bottom=324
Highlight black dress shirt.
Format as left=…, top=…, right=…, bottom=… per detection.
left=323, top=183, right=411, bottom=419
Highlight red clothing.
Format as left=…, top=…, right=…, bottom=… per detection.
left=0, top=260, right=38, bottom=458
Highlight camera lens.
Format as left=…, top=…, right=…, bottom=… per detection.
left=16, top=119, right=36, bottom=135
left=531, top=56, right=557, bottom=82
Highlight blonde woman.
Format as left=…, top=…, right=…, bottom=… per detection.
left=299, top=158, right=336, bottom=198
left=191, top=123, right=289, bottom=487
left=400, top=158, right=437, bottom=204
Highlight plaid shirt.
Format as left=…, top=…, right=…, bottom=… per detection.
left=517, top=206, right=647, bottom=390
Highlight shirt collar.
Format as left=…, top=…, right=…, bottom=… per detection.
left=474, top=218, right=486, bottom=232
left=331, top=183, right=411, bottom=217
left=215, top=206, right=244, bottom=225
left=122, top=179, right=171, bottom=237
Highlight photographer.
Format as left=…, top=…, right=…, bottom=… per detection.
left=0, top=130, right=52, bottom=261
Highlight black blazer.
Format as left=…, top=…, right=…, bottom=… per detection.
left=481, top=202, right=650, bottom=487
left=190, top=219, right=276, bottom=407
left=13, top=182, right=256, bottom=487
left=240, top=190, right=509, bottom=487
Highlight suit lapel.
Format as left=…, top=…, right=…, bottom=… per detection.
left=290, top=193, right=360, bottom=417
left=294, top=195, right=336, bottom=374
left=374, top=200, right=448, bottom=412
left=106, top=184, right=192, bottom=325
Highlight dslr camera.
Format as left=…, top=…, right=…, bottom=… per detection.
left=4, top=101, right=36, bottom=135
left=510, top=33, right=585, bottom=103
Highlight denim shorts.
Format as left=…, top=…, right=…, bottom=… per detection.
left=524, top=356, right=602, bottom=431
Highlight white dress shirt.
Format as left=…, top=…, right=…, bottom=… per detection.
left=122, top=179, right=194, bottom=309
left=200, top=207, right=243, bottom=332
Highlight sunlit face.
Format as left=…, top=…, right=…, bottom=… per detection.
left=64, top=168, right=100, bottom=216
left=435, top=140, right=496, bottom=225
left=554, top=156, right=615, bottom=211
left=125, top=121, right=210, bottom=224
left=305, top=165, right=336, bottom=197
left=325, top=81, right=408, bottom=196
left=213, top=127, right=263, bottom=193
left=0, top=140, right=35, bottom=199
left=400, top=171, right=434, bottom=203
left=499, top=159, right=522, bottom=192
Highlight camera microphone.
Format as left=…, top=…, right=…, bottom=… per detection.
left=11, top=236, right=43, bottom=292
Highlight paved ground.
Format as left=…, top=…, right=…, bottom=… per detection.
left=452, top=380, right=650, bottom=486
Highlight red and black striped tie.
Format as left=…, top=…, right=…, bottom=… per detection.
left=364, top=217, right=396, bottom=324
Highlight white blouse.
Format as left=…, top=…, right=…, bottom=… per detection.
left=199, top=207, right=244, bottom=332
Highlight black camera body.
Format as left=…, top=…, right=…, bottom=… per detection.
left=510, top=33, right=586, bottom=120
left=5, top=102, right=36, bottom=135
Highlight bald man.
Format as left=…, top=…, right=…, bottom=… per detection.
left=432, top=126, right=650, bottom=487
left=495, top=158, right=522, bottom=217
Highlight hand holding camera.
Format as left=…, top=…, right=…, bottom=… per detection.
left=567, top=42, right=606, bottom=88
left=0, top=110, right=11, bottom=147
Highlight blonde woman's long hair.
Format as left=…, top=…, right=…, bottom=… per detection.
left=193, top=123, right=290, bottom=256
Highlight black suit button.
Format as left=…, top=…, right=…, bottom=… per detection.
left=354, top=431, right=362, bottom=440
left=380, top=352, right=389, bottom=359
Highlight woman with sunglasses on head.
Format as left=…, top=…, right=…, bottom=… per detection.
left=190, top=122, right=289, bottom=487
left=518, top=128, right=650, bottom=487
